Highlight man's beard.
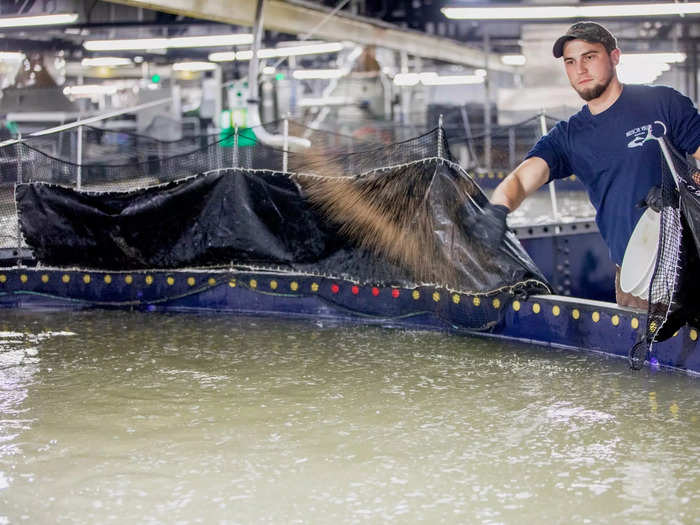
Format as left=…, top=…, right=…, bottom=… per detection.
left=574, top=67, right=614, bottom=101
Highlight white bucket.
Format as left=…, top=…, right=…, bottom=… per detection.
left=620, top=208, right=661, bottom=299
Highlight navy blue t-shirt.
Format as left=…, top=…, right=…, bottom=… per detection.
left=526, top=84, right=700, bottom=265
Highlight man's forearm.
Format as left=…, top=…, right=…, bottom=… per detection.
left=491, top=174, right=527, bottom=212
left=489, top=157, right=550, bottom=212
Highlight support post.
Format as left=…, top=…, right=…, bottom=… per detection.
left=283, top=116, right=289, bottom=172
left=233, top=125, right=239, bottom=167
left=540, top=112, right=560, bottom=227
left=76, top=125, right=83, bottom=190
left=16, top=134, right=23, bottom=266
left=483, top=27, right=492, bottom=176
left=437, top=114, right=444, bottom=158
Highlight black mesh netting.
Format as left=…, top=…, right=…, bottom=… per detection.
left=5, top=122, right=549, bottom=307
left=647, top=137, right=700, bottom=348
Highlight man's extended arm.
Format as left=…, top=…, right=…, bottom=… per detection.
left=491, top=156, right=551, bottom=212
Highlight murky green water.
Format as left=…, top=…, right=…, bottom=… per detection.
left=0, top=310, right=698, bottom=524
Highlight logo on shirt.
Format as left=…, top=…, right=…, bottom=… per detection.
left=626, top=120, right=667, bottom=148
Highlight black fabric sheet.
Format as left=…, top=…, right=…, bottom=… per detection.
left=16, top=167, right=549, bottom=296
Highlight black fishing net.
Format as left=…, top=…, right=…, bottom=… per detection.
left=638, top=137, right=700, bottom=367
left=4, top=122, right=550, bottom=312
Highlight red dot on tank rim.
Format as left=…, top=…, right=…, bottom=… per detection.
left=391, top=289, right=400, bottom=298
left=351, top=285, right=359, bottom=295
left=371, top=287, right=380, bottom=296
left=331, top=284, right=340, bottom=294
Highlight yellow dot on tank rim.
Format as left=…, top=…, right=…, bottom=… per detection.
left=513, top=300, right=521, bottom=312
left=82, top=274, right=91, bottom=284
left=472, top=296, right=480, bottom=307
left=552, top=305, right=560, bottom=316
left=611, top=314, right=620, bottom=326
left=62, top=274, right=70, bottom=283
left=0, top=275, right=6, bottom=283
left=270, top=280, right=278, bottom=290
left=412, top=290, right=420, bottom=300
left=249, top=279, right=257, bottom=288
left=228, top=278, right=236, bottom=288
left=145, top=275, right=153, bottom=285
left=492, top=298, right=501, bottom=309
left=311, top=282, right=319, bottom=292
left=690, top=329, right=698, bottom=342
left=572, top=308, right=580, bottom=320
left=104, top=274, right=112, bottom=284
left=532, top=303, right=541, bottom=314
left=432, top=291, right=440, bottom=302
left=592, top=311, right=600, bottom=323
left=20, top=274, right=28, bottom=283
left=167, top=276, right=175, bottom=286
left=208, top=277, right=216, bottom=286
left=649, top=321, right=657, bottom=333
left=631, top=317, right=639, bottom=329
left=41, top=274, right=49, bottom=283
left=124, top=275, right=133, bottom=285
left=452, top=294, right=460, bottom=304
left=187, top=277, right=196, bottom=286
left=290, top=281, right=299, bottom=291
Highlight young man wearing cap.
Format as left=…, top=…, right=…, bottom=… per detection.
left=469, top=21, right=700, bottom=308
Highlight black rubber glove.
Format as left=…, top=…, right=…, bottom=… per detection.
left=638, top=185, right=679, bottom=212
left=466, top=202, right=509, bottom=249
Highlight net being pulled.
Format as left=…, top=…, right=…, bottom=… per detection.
left=647, top=137, right=700, bottom=349
left=4, top=122, right=550, bottom=303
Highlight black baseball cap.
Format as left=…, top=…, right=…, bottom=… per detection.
left=552, top=21, right=617, bottom=58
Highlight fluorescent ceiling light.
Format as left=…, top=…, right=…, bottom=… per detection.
left=442, top=3, right=700, bottom=20
left=292, top=69, right=344, bottom=80
left=84, top=38, right=168, bottom=51
left=393, top=73, right=421, bottom=86
left=622, top=52, right=686, bottom=63
left=209, top=51, right=236, bottom=62
left=0, top=52, right=25, bottom=62
left=81, top=57, right=133, bottom=67
left=233, top=42, right=345, bottom=61
left=298, top=96, right=351, bottom=107
left=84, top=34, right=252, bottom=52
left=168, top=34, right=253, bottom=48
left=394, top=72, right=485, bottom=86
left=617, top=52, right=685, bottom=83
left=421, top=74, right=485, bottom=85
left=63, top=84, right=118, bottom=96
left=172, top=61, right=217, bottom=72
left=0, top=13, right=78, bottom=27
left=501, top=54, right=526, bottom=66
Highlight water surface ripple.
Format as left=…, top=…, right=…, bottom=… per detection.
left=0, top=310, right=698, bottom=524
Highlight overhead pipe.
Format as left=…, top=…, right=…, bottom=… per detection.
left=247, top=0, right=310, bottom=151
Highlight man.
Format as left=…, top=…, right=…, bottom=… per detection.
left=471, top=21, right=700, bottom=308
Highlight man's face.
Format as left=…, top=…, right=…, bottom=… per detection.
left=562, top=40, right=620, bottom=101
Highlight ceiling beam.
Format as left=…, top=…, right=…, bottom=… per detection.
left=103, top=0, right=514, bottom=72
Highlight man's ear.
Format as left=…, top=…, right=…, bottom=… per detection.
left=610, top=48, right=621, bottom=66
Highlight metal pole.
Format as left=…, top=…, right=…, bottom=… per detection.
left=483, top=27, right=492, bottom=176
left=656, top=136, right=681, bottom=189
left=16, top=134, right=23, bottom=266
left=437, top=114, right=444, bottom=158
left=283, top=116, right=289, bottom=172
left=508, top=126, right=516, bottom=170
left=76, top=125, right=83, bottom=190
left=233, top=125, right=239, bottom=168
left=540, top=112, right=560, bottom=225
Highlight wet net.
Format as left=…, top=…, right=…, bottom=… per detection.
left=646, top=137, right=700, bottom=353
left=1, top=121, right=550, bottom=319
